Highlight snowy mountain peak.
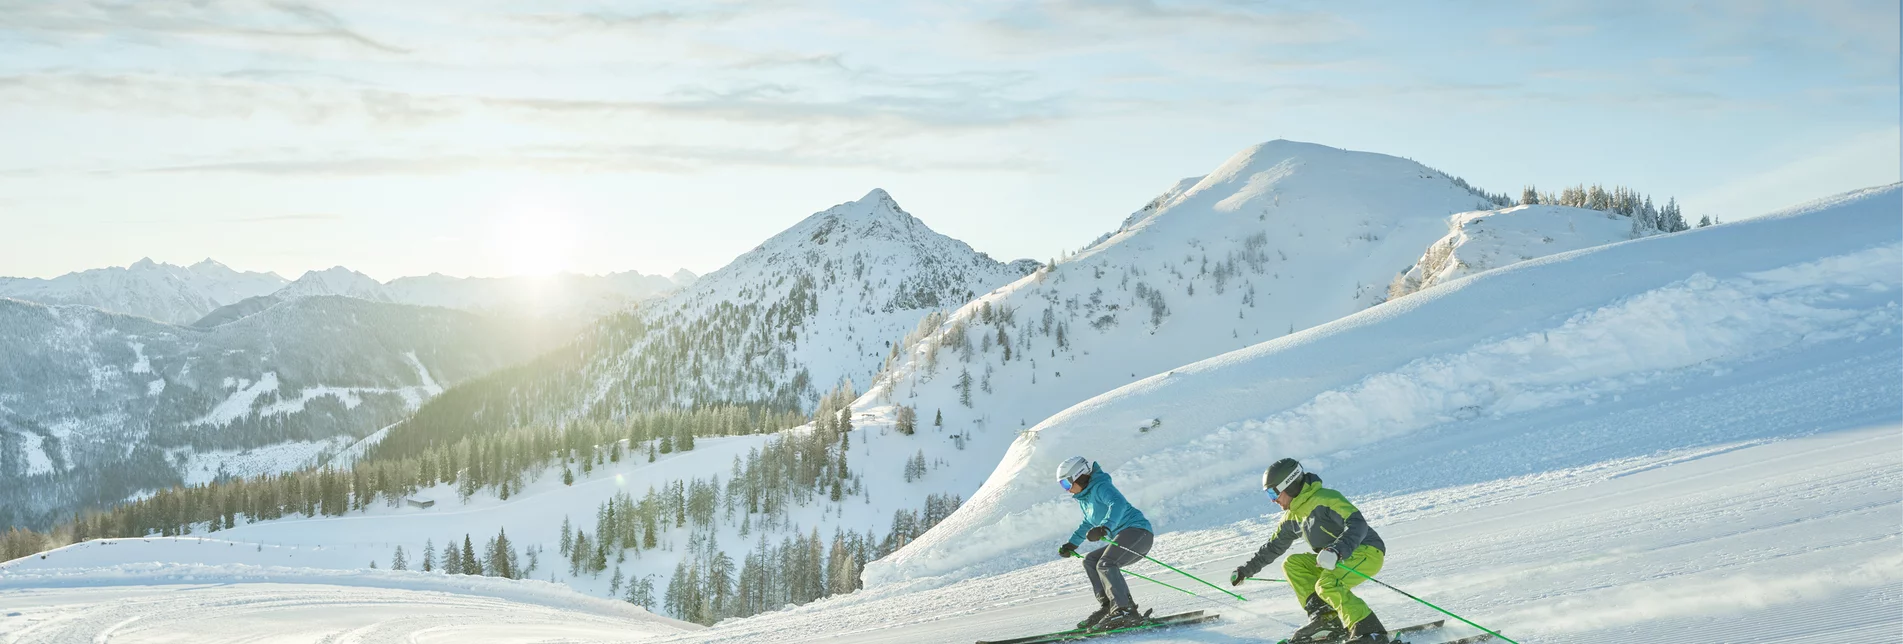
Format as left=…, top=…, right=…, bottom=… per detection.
left=669, top=269, right=698, bottom=287
left=859, top=140, right=1514, bottom=505
left=545, top=188, right=1033, bottom=413
left=0, top=258, right=288, bottom=324
left=766, top=188, right=929, bottom=250
left=277, top=266, right=391, bottom=302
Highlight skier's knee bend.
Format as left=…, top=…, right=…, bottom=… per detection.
left=1284, top=553, right=1316, bottom=573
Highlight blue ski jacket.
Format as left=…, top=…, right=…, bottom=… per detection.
left=1067, top=462, right=1153, bottom=546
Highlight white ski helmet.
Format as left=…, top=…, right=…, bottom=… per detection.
left=1056, top=456, right=1091, bottom=490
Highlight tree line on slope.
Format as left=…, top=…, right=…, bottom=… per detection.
left=14, top=405, right=802, bottom=546
left=1519, top=183, right=1695, bottom=234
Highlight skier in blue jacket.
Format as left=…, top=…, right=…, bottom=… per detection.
left=1055, top=456, right=1155, bottom=631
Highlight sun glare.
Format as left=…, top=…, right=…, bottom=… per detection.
left=492, top=211, right=577, bottom=278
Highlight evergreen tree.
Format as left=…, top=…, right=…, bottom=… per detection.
left=392, top=545, right=408, bottom=571
left=934, top=409, right=942, bottom=428
left=422, top=539, right=435, bottom=573
left=442, top=538, right=463, bottom=575
left=957, top=369, right=973, bottom=407
left=626, top=574, right=655, bottom=608
left=492, top=527, right=515, bottom=578
left=461, top=534, right=479, bottom=575
left=560, top=516, right=573, bottom=556
left=571, top=532, right=590, bottom=576
left=896, top=406, right=917, bottom=436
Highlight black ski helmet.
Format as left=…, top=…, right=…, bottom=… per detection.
left=1263, top=458, right=1305, bottom=496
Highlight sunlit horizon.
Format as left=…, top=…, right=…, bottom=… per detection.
left=2, top=2, right=1896, bottom=282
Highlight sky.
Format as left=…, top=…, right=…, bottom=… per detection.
left=1, top=0, right=1896, bottom=281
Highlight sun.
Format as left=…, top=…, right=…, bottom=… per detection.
left=492, top=211, right=577, bottom=277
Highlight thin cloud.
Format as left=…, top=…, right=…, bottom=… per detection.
left=515, top=9, right=711, bottom=31
left=128, top=141, right=1045, bottom=177
left=978, top=0, right=1361, bottom=53
left=228, top=214, right=347, bottom=223
left=726, top=52, right=850, bottom=71
left=2, top=68, right=1064, bottom=131
left=0, top=0, right=410, bottom=55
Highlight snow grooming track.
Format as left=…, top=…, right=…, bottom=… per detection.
left=616, top=424, right=1900, bottom=643
left=0, top=563, right=701, bottom=644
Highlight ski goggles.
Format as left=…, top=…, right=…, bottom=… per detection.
left=1059, top=478, right=1077, bottom=491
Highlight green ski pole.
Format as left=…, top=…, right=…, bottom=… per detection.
left=1069, top=551, right=1196, bottom=597
left=1102, top=536, right=1249, bottom=602
left=1338, top=563, right=1517, bottom=644
left=1246, top=577, right=1285, bottom=583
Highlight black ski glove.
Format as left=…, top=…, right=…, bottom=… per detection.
left=1230, top=568, right=1247, bottom=587
left=1085, top=526, right=1109, bottom=542
left=1058, top=542, right=1078, bottom=559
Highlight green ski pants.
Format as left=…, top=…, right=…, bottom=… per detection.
left=1285, top=544, right=1385, bottom=628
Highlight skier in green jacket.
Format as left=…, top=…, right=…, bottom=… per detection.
left=1229, top=458, right=1390, bottom=643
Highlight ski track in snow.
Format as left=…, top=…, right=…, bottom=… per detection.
left=646, top=424, right=1901, bottom=644
left=0, top=582, right=694, bottom=644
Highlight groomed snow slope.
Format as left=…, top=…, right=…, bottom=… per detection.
left=1, top=540, right=701, bottom=643
left=667, top=424, right=1900, bottom=644
left=872, top=183, right=1902, bottom=584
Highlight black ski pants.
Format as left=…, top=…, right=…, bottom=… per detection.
left=1082, top=527, right=1152, bottom=609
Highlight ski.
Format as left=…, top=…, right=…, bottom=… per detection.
left=975, top=611, right=1216, bottom=644
left=1276, top=619, right=1447, bottom=644
left=1438, top=633, right=1496, bottom=644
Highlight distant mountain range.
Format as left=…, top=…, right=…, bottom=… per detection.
left=0, top=295, right=553, bottom=528
left=0, top=259, right=287, bottom=326
left=0, top=260, right=696, bottom=327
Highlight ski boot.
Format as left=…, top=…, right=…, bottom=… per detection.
left=1076, top=599, right=1115, bottom=630
left=1089, top=605, right=1150, bottom=631
left=1284, top=595, right=1343, bottom=643
left=1342, top=613, right=1390, bottom=643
